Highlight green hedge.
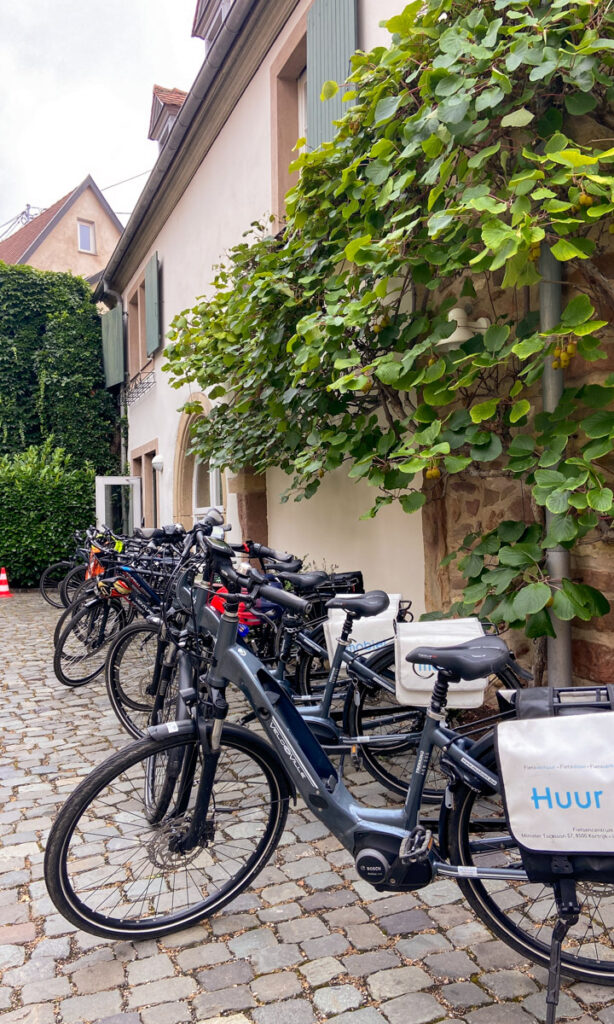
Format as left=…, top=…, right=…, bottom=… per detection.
left=0, top=444, right=95, bottom=587
left=0, top=262, right=118, bottom=472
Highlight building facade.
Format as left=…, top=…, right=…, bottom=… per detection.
left=98, top=0, right=425, bottom=603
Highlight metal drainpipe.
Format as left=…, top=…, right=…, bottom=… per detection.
left=101, top=280, right=128, bottom=471
left=539, top=245, right=573, bottom=685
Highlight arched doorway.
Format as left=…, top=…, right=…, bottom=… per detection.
left=173, top=394, right=222, bottom=527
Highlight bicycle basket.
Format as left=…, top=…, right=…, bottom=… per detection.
left=495, top=687, right=614, bottom=883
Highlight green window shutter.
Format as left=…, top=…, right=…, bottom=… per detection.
left=145, top=251, right=161, bottom=356
left=307, top=0, right=357, bottom=150
left=101, top=304, right=124, bottom=388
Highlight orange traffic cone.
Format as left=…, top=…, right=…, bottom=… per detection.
left=0, top=567, right=13, bottom=598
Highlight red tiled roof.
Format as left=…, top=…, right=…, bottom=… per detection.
left=152, top=85, right=188, bottom=108
left=0, top=189, right=75, bottom=265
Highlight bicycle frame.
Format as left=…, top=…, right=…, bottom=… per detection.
left=154, top=599, right=528, bottom=888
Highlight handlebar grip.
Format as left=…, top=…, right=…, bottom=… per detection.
left=252, top=543, right=295, bottom=563
left=258, top=583, right=310, bottom=615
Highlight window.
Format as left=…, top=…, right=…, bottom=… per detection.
left=126, top=252, right=160, bottom=382
left=193, top=457, right=223, bottom=515
left=271, top=23, right=307, bottom=227
left=77, top=220, right=96, bottom=253
left=192, top=0, right=234, bottom=52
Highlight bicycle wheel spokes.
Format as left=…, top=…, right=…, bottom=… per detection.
left=47, top=729, right=288, bottom=938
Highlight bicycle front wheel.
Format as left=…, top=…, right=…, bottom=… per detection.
left=105, top=621, right=160, bottom=738
left=447, top=740, right=614, bottom=985
left=53, top=599, right=127, bottom=687
left=44, top=724, right=291, bottom=940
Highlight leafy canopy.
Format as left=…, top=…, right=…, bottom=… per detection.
left=165, top=0, right=614, bottom=637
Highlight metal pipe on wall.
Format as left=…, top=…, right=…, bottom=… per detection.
left=539, top=245, right=573, bottom=685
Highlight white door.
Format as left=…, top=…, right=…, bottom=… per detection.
left=95, top=476, right=142, bottom=536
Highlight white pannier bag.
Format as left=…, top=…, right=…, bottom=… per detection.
left=496, top=711, right=614, bottom=856
left=324, top=594, right=402, bottom=671
left=395, top=617, right=487, bottom=708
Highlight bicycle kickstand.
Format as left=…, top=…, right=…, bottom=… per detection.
left=546, top=879, right=579, bottom=1024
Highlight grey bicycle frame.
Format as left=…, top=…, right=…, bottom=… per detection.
left=184, top=597, right=526, bottom=883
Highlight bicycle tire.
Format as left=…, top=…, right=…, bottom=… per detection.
left=60, top=563, right=88, bottom=607
left=53, top=599, right=127, bottom=687
left=296, top=622, right=336, bottom=700
left=105, top=621, right=160, bottom=738
left=53, top=585, right=99, bottom=648
left=40, top=561, right=74, bottom=609
left=44, top=724, right=291, bottom=940
left=144, top=650, right=186, bottom=821
left=447, top=739, right=614, bottom=985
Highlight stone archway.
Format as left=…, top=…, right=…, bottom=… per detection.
left=173, top=394, right=212, bottom=528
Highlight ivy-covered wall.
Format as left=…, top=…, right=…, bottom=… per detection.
left=0, top=262, right=118, bottom=473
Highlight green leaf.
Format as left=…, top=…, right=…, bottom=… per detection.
left=512, top=583, right=552, bottom=618
left=470, top=433, right=502, bottom=462
left=321, top=80, right=339, bottom=101
left=400, top=491, right=426, bottom=514
left=467, top=142, right=501, bottom=169
left=565, top=92, right=597, bottom=115
left=475, top=87, right=504, bottom=112
left=543, top=516, right=578, bottom=547
left=345, top=235, right=372, bottom=262
left=551, top=588, right=577, bottom=621
left=510, top=399, right=530, bottom=423
left=545, top=490, right=571, bottom=514
left=498, top=521, right=526, bottom=544
left=525, top=608, right=556, bottom=638
left=374, top=94, right=402, bottom=124
left=560, top=294, right=594, bottom=326
left=587, top=487, right=613, bottom=512
left=498, top=546, right=533, bottom=569
left=500, top=108, right=534, bottom=128
left=444, top=455, right=472, bottom=474
left=551, top=238, right=592, bottom=261
left=582, top=410, right=614, bottom=439
left=470, top=398, right=500, bottom=423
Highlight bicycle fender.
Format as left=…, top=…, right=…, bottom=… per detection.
left=147, top=720, right=196, bottom=741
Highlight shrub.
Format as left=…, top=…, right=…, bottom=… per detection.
left=0, top=444, right=95, bottom=587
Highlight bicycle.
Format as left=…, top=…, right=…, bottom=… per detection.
left=43, top=537, right=614, bottom=986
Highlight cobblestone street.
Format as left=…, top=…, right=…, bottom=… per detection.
left=1, top=592, right=613, bottom=1024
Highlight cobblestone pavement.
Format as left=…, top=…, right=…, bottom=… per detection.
left=1, top=592, right=613, bottom=1024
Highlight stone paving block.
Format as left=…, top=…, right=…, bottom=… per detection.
left=0, top=1007, right=56, bottom=1024
left=522, top=991, right=584, bottom=1021
left=126, top=976, right=197, bottom=1008
left=193, top=985, right=256, bottom=1018
left=301, top=933, right=350, bottom=959
left=252, top=999, right=316, bottom=1024
left=196, top=958, right=254, bottom=990
left=328, top=1008, right=387, bottom=1024
left=466, top=1004, right=537, bottom=1023
left=343, top=950, right=400, bottom=977
left=96, top=1015, right=141, bottom=1024
left=325, top=906, right=369, bottom=928
left=344, top=923, right=386, bottom=949
left=299, top=956, right=348, bottom=986
left=260, top=882, right=303, bottom=905
left=126, top=953, right=174, bottom=986
left=60, top=990, right=124, bottom=1023
left=313, top=984, right=363, bottom=1015
left=424, top=950, right=477, bottom=980
left=0, top=943, right=26, bottom=969
left=0, top=921, right=36, bottom=943
left=379, top=993, right=447, bottom=1024
left=197, top=1016, right=251, bottom=1024
left=140, top=1003, right=192, bottom=1024
left=304, top=871, right=343, bottom=890
left=250, top=971, right=303, bottom=1002
left=446, top=921, right=492, bottom=948
left=378, top=909, right=433, bottom=935
left=21, top=975, right=72, bottom=1005
left=301, top=890, right=356, bottom=913
left=250, top=941, right=303, bottom=974
left=278, top=916, right=329, bottom=943
left=367, top=965, right=432, bottom=1000
left=162, top=923, right=211, bottom=947
left=482, top=970, right=538, bottom=1000
left=441, top=981, right=491, bottom=1009
left=396, top=932, right=452, bottom=960
left=72, top=958, right=125, bottom=994
left=258, top=902, right=302, bottom=923
left=210, top=913, right=255, bottom=936
left=176, top=941, right=231, bottom=970
left=283, top=856, right=332, bottom=879
left=227, top=926, right=278, bottom=957
left=472, top=939, right=529, bottom=971
left=571, top=982, right=614, bottom=1006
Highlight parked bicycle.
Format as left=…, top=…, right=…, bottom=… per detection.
left=44, top=536, right=614, bottom=989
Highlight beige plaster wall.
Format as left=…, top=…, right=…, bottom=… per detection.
left=28, top=188, right=121, bottom=277
left=357, top=0, right=403, bottom=51
left=267, top=466, right=425, bottom=611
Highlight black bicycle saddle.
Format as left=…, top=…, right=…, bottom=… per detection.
left=325, top=590, right=390, bottom=619
left=406, top=635, right=511, bottom=680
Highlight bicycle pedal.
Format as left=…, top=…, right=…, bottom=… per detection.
left=399, top=827, right=432, bottom=864
left=350, top=744, right=363, bottom=770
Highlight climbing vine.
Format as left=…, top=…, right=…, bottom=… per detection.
left=165, top=0, right=614, bottom=639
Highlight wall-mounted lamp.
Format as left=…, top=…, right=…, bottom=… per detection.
left=438, top=306, right=490, bottom=351
left=151, top=453, right=164, bottom=472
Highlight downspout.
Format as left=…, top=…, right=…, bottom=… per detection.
left=101, top=279, right=128, bottom=472
left=539, top=246, right=573, bottom=685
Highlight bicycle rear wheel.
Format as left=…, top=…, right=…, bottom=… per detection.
left=44, top=724, right=291, bottom=940
left=40, top=561, right=74, bottom=608
left=60, top=563, right=88, bottom=607
left=447, top=740, right=614, bottom=985
left=54, top=599, right=127, bottom=687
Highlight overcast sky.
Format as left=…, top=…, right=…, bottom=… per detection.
left=0, top=0, right=206, bottom=233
